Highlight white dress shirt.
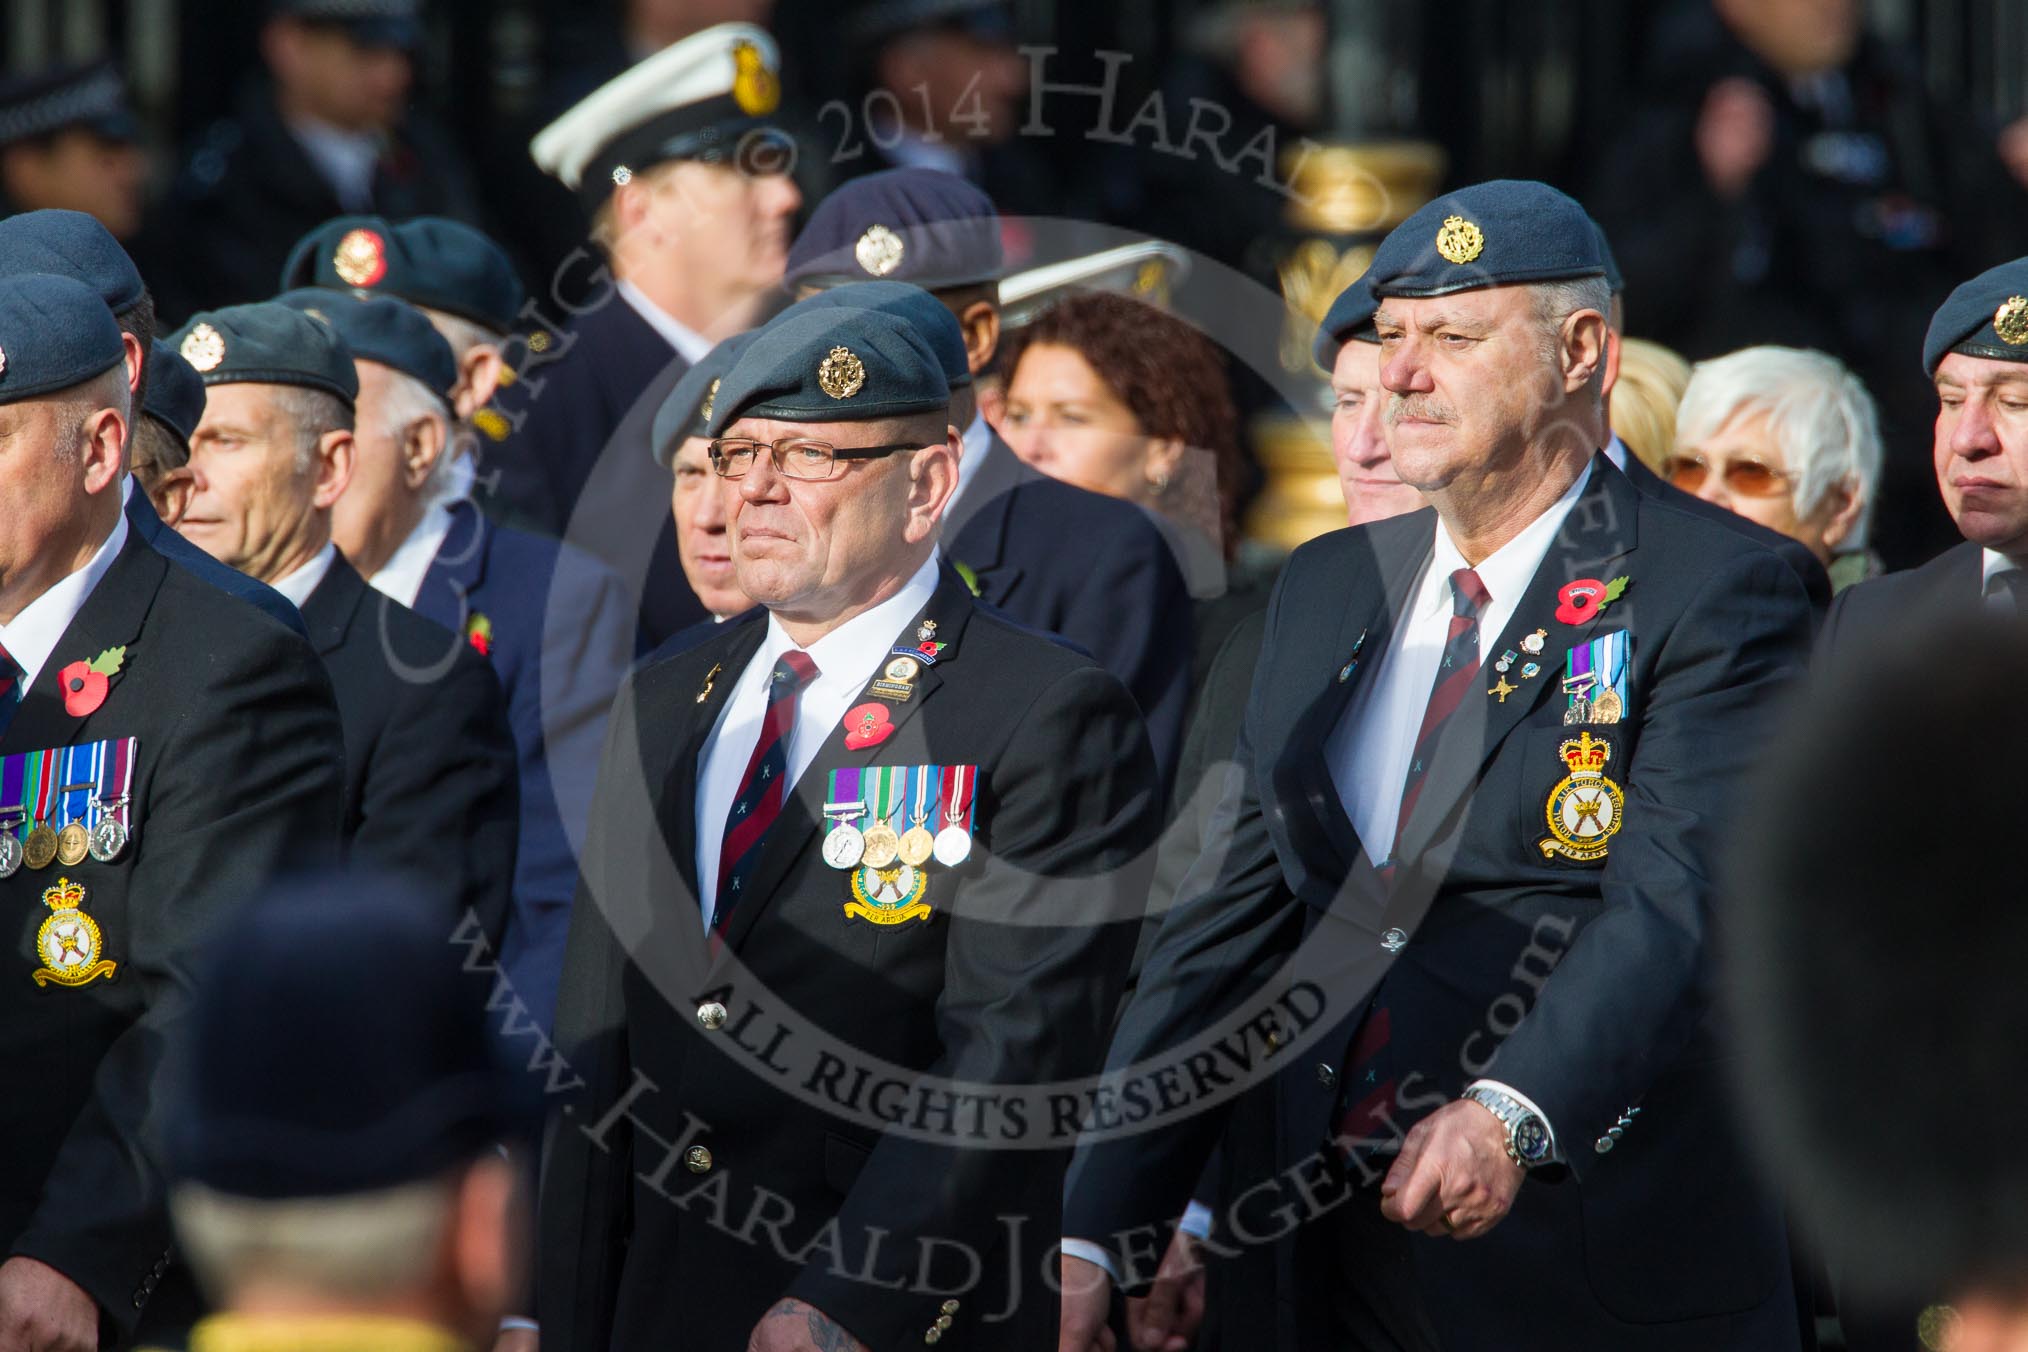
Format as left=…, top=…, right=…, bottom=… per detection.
left=692, top=552, right=942, bottom=928
left=617, top=281, right=714, bottom=365
left=943, top=411, right=992, bottom=525
left=267, top=542, right=338, bottom=612
left=288, top=119, right=381, bottom=212
left=1602, top=434, right=1629, bottom=472
left=1979, top=547, right=2011, bottom=599
left=368, top=503, right=457, bottom=609
left=0, top=510, right=129, bottom=692
left=1327, top=460, right=1593, bottom=859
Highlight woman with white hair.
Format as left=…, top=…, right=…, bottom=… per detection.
left=1665, top=345, right=1885, bottom=589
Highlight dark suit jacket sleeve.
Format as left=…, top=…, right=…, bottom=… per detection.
left=1482, top=549, right=1813, bottom=1174
left=9, top=628, right=343, bottom=1332
left=352, top=648, right=520, bottom=951
left=1058, top=574, right=1307, bottom=1276
left=784, top=665, right=1160, bottom=1348
left=534, top=673, right=645, bottom=1351
left=1053, top=512, right=1193, bottom=793
left=537, top=553, right=636, bottom=890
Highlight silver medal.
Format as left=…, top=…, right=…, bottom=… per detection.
left=0, top=831, right=20, bottom=878
left=88, top=817, right=127, bottom=863
left=822, top=822, right=865, bottom=870
left=932, top=825, right=972, bottom=867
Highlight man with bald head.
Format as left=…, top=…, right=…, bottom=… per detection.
left=543, top=303, right=1160, bottom=1351
left=1061, top=181, right=1815, bottom=1351
left=0, top=275, right=341, bottom=1347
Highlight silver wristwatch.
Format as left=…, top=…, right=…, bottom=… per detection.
left=1462, top=1087, right=1554, bottom=1168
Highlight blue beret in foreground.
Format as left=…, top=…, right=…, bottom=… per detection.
left=0, top=273, right=125, bottom=404
left=785, top=167, right=1003, bottom=291
left=0, top=208, right=145, bottom=314
left=279, top=215, right=526, bottom=334
left=141, top=340, right=206, bottom=449
left=1313, top=275, right=1379, bottom=369
left=164, top=871, right=529, bottom=1198
left=783, top=280, right=971, bottom=389
left=1923, top=258, right=2028, bottom=376
left=167, top=301, right=360, bottom=406
left=277, top=288, right=456, bottom=401
left=654, top=331, right=758, bottom=466
left=707, top=305, right=950, bottom=434
left=1365, top=179, right=1608, bottom=299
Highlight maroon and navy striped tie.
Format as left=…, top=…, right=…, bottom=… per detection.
left=1391, top=567, right=1491, bottom=861
left=1336, top=569, right=1489, bottom=1160
left=713, top=649, right=819, bottom=933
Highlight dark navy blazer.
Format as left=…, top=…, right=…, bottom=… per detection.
left=411, top=500, right=635, bottom=1030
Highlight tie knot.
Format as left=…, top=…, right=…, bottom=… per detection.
left=1448, top=568, right=1490, bottom=619
left=1988, top=568, right=2028, bottom=612
left=772, top=649, right=819, bottom=692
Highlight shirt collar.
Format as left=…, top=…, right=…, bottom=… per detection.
left=0, top=509, right=129, bottom=692
left=268, top=541, right=338, bottom=610
left=1602, top=434, right=1628, bottom=471
left=1982, top=547, right=2019, bottom=590
left=368, top=502, right=457, bottom=609
left=616, top=280, right=714, bottom=364
left=1419, top=459, right=1594, bottom=622
left=755, top=550, right=943, bottom=688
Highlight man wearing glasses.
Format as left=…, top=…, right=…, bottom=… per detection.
left=539, top=304, right=1160, bottom=1352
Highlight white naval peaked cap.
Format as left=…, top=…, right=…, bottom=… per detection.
left=530, top=22, right=784, bottom=202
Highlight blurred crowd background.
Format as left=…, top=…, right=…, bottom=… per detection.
left=10, top=0, right=2028, bottom=576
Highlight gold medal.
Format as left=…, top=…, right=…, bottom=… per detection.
left=23, top=823, right=58, bottom=871
left=898, top=825, right=936, bottom=868
left=861, top=821, right=901, bottom=869
left=55, top=822, right=88, bottom=868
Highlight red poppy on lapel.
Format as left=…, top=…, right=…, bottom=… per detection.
left=843, top=702, right=893, bottom=749
left=59, top=646, right=125, bottom=718
left=1555, top=576, right=1629, bottom=626
left=465, top=612, right=494, bottom=657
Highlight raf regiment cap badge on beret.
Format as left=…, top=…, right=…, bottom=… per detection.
left=1364, top=179, right=1607, bottom=300
left=276, top=289, right=457, bottom=402
left=1923, top=257, right=2028, bottom=375
left=706, top=305, right=950, bottom=434
left=167, top=301, right=360, bottom=406
left=280, top=214, right=527, bottom=334
left=0, top=209, right=146, bottom=315
left=782, top=280, right=971, bottom=389
left=0, top=272, right=125, bottom=406
left=653, top=330, right=757, bottom=467
left=784, top=167, right=1003, bottom=291
left=530, top=23, right=784, bottom=209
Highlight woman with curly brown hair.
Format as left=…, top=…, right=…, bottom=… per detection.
left=998, top=290, right=1244, bottom=577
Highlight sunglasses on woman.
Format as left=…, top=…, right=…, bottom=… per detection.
left=1659, top=453, right=1796, bottom=498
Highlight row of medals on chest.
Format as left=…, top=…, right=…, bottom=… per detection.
left=822, top=774, right=972, bottom=872
left=0, top=789, right=129, bottom=876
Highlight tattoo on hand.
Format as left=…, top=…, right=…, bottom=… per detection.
left=763, top=1298, right=860, bottom=1352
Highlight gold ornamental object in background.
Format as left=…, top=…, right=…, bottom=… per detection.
left=1244, top=141, right=1445, bottom=554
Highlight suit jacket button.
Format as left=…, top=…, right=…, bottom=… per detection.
left=1315, top=1063, right=1337, bottom=1087
left=940, top=1300, right=959, bottom=1315
left=697, top=1001, right=728, bottom=1030
left=1381, top=927, right=1408, bottom=952
left=1594, top=1135, right=1615, bottom=1154
left=924, top=1328, right=942, bottom=1344
left=684, top=1145, right=713, bottom=1173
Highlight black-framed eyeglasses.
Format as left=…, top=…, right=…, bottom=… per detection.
left=707, top=436, right=924, bottom=481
